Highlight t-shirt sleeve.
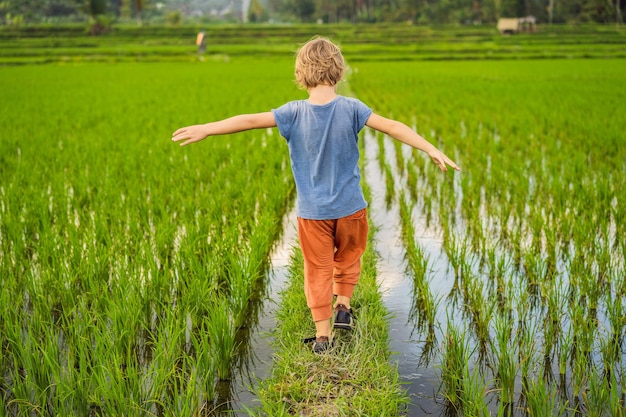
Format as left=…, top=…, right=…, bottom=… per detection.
left=354, top=99, right=373, bottom=132
left=271, top=102, right=295, bottom=140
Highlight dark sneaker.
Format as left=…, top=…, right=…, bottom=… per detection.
left=334, top=304, right=354, bottom=330
left=312, top=336, right=332, bottom=353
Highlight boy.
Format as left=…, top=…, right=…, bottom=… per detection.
left=172, top=36, right=459, bottom=353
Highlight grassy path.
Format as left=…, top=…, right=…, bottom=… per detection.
left=252, top=226, right=408, bottom=417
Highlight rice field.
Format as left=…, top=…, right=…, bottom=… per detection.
left=1, top=30, right=625, bottom=416
left=0, top=60, right=299, bottom=415
left=352, top=58, right=626, bottom=415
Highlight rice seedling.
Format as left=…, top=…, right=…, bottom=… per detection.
left=491, top=312, right=518, bottom=407
left=541, top=277, right=566, bottom=366
left=460, top=270, right=494, bottom=355
left=205, top=300, right=238, bottom=381
left=460, top=365, right=491, bottom=417
left=440, top=320, right=469, bottom=411
left=397, top=190, right=440, bottom=367
left=522, top=376, right=566, bottom=417
left=517, top=316, right=540, bottom=386
left=558, top=326, right=574, bottom=380
left=609, top=369, right=625, bottom=417
left=398, top=192, right=437, bottom=332
left=582, top=367, right=611, bottom=417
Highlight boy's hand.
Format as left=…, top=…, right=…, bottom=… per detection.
left=171, top=124, right=209, bottom=146
left=428, top=149, right=460, bottom=172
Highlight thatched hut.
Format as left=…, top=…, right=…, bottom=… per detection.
left=497, top=18, right=520, bottom=34
left=497, top=16, right=537, bottom=34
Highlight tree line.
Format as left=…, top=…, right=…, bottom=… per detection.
left=0, top=0, right=622, bottom=26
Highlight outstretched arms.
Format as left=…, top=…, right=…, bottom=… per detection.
left=172, top=112, right=277, bottom=146
left=365, top=113, right=460, bottom=172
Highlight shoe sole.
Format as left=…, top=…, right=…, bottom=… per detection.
left=333, top=322, right=354, bottom=330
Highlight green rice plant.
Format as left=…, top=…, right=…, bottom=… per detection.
left=205, top=300, right=237, bottom=381
left=440, top=320, right=469, bottom=410
left=376, top=133, right=387, bottom=174
left=114, top=310, right=188, bottom=415
left=460, top=365, right=491, bottom=417
left=398, top=191, right=438, bottom=338
left=491, top=312, right=518, bottom=406
left=6, top=278, right=101, bottom=415
left=95, top=351, right=148, bottom=415
left=405, top=155, right=419, bottom=203
left=522, top=376, right=566, bottom=417
left=541, top=277, right=566, bottom=363
left=382, top=159, right=396, bottom=209
left=558, top=326, right=574, bottom=379
left=481, top=244, right=513, bottom=318
left=618, top=241, right=626, bottom=297
left=167, top=353, right=204, bottom=416
left=571, top=342, right=591, bottom=404
left=516, top=316, right=540, bottom=383
left=188, top=323, right=217, bottom=404
left=227, top=253, right=256, bottom=330
left=392, top=138, right=406, bottom=177
left=605, top=293, right=624, bottom=369
left=582, top=367, right=611, bottom=417
left=609, top=369, right=625, bottom=417
left=461, top=270, right=493, bottom=353
left=443, top=233, right=468, bottom=281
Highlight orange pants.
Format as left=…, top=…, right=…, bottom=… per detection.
left=297, top=208, right=368, bottom=322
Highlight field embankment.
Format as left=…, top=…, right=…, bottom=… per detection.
left=0, top=23, right=624, bottom=65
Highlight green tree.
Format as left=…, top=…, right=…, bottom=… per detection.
left=120, top=0, right=131, bottom=19
left=296, top=0, right=315, bottom=21
left=89, top=0, right=108, bottom=15
left=79, top=0, right=111, bottom=34
left=248, top=0, right=268, bottom=22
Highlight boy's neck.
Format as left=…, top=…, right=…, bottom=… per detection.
left=307, top=84, right=338, bottom=105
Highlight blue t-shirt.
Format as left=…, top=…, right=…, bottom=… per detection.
left=272, top=96, right=372, bottom=220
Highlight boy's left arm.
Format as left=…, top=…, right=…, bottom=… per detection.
left=366, top=113, right=460, bottom=172
left=172, top=112, right=276, bottom=146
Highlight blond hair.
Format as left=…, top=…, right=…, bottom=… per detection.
left=295, top=36, right=345, bottom=90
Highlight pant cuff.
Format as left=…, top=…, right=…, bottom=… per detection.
left=333, top=283, right=356, bottom=299
left=310, top=304, right=333, bottom=322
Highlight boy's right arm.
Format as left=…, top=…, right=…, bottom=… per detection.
left=172, top=112, right=276, bottom=146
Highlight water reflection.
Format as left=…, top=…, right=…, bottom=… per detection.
left=363, top=130, right=453, bottom=415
